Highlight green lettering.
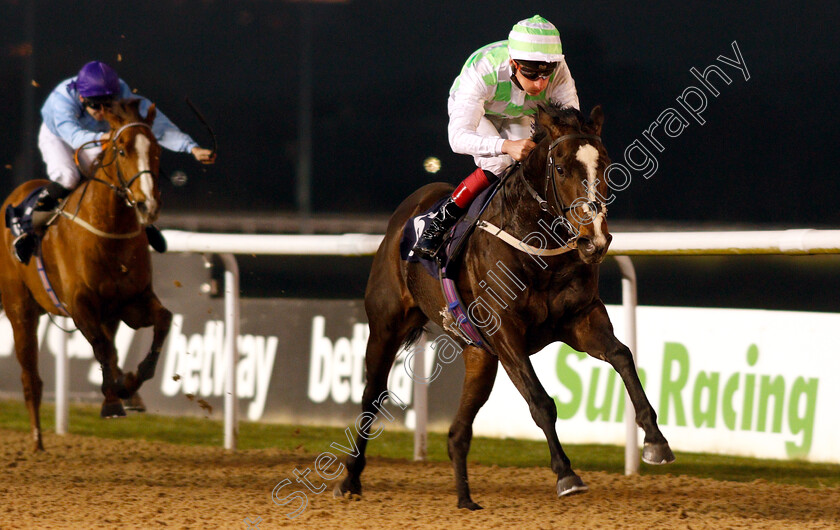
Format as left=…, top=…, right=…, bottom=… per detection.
left=785, top=377, right=819, bottom=458
left=692, top=371, right=720, bottom=428
left=757, top=375, right=786, bottom=433
left=741, top=344, right=759, bottom=431
left=741, top=373, right=755, bottom=430
left=553, top=344, right=586, bottom=419
left=659, top=342, right=689, bottom=426
left=722, top=372, right=740, bottom=430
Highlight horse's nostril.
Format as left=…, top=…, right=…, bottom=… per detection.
left=137, top=202, right=148, bottom=214
left=578, top=237, right=595, bottom=253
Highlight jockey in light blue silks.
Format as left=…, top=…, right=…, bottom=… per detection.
left=13, top=61, right=216, bottom=264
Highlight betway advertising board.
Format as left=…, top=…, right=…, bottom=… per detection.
left=0, top=257, right=836, bottom=463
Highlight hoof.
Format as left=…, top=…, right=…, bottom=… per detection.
left=333, top=483, right=361, bottom=501
left=642, top=442, right=676, bottom=465
left=457, top=499, right=483, bottom=510
left=101, top=400, right=126, bottom=418
left=123, top=393, right=146, bottom=412
left=556, top=474, right=589, bottom=497
left=334, top=476, right=362, bottom=499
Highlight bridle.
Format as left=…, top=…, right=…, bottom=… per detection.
left=518, top=132, right=606, bottom=234
left=76, top=122, right=157, bottom=209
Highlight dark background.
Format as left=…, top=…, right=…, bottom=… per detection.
left=2, top=0, right=838, bottom=224
left=2, top=1, right=840, bottom=312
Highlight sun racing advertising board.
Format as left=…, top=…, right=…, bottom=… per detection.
left=474, top=305, right=838, bottom=463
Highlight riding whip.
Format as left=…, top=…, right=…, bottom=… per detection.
left=185, top=97, right=218, bottom=157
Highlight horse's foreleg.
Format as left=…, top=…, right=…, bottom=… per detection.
left=448, top=346, right=498, bottom=510
left=564, top=302, right=675, bottom=465
left=120, top=291, right=172, bottom=397
left=497, top=337, right=589, bottom=498
left=73, top=299, right=125, bottom=417
left=4, top=294, right=45, bottom=451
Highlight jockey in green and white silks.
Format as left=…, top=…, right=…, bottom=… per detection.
left=414, top=14, right=581, bottom=258
left=448, top=42, right=579, bottom=176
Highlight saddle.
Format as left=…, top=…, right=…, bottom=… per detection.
left=5, top=186, right=51, bottom=241
left=5, top=187, right=71, bottom=314
left=399, top=180, right=503, bottom=279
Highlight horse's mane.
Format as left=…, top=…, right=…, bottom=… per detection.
left=532, top=104, right=588, bottom=144
left=107, top=98, right=144, bottom=124
left=88, top=99, right=147, bottom=171
left=497, top=104, right=593, bottom=224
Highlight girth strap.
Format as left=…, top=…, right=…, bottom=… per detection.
left=34, top=245, right=70, bottom=317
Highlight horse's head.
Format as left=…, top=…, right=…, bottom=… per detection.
left=525, top=104, right=612, bottom=264
left=101, top=99, right=161, bottom=226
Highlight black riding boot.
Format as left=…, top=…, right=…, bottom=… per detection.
left=12, top=181, right=70, bottom=265
left=412, top=197, right=465, bottom=258
left=145, top=225, right=167, bottom=253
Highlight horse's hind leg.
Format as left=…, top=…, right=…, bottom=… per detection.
left=448, top=345, right=498, bottom=510
left=335, top=307, right=425, bottom=498
left=564, top=302, right=674, bottom=465
left=119, top=290, right=172, bottom=398
left=2, top=291, right=45, bottom=451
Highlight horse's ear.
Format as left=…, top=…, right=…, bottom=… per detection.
left=102, top=102, right=122, bottom=130
left=145, top=103, right=157, bottom=125
left=589, top=105, right=604, bottom=136
left=536, top=106, right=561, bottom=137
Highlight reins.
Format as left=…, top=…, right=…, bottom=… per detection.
left=77, top=122, right=154, bottom=204
left=66, top=121, right=154, bottom=239
left=519, top=133, right=602, bottom=218
left=484, top=132, right=605, bottom=256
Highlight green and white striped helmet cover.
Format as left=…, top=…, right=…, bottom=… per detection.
left=507, top=14, right=563, bottom=62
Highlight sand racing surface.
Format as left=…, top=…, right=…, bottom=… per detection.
left=0, top=428, right=838, bottom=529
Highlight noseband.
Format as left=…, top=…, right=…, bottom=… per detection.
left=519, top=133, right=606, bottom=235
left=84, top=122, right=156, bottom=208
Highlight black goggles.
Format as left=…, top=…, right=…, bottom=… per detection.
left=516, top=61, right=557, bottom=80
left=82, top=97, right=114, bottom=110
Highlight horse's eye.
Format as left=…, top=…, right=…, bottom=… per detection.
left=118, top=149, right=126, bottom=157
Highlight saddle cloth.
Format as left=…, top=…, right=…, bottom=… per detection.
left=5, top=186, right=46, bottom=238
left=398, top=184, right=497, bottom=279
left=398, top=183, right=504, bottom=349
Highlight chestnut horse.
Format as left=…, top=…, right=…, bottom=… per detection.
left=0, top=99, right=172, bottom=451
left=336, top=105, right=674, bottom=509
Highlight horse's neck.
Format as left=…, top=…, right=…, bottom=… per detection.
left=66, top=175, right=138, bottom=229
left=487, top=159, right=552, bottom=234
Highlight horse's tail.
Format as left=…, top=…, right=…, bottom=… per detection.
left=400, top=326, right=425, bottom=350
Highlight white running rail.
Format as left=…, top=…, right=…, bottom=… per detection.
left=51, top=228, right=840, bottom=466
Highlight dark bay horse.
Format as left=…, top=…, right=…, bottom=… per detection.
left=336, top=105, right=674, bottom=509
left=0, top=99, right=172, bottom=451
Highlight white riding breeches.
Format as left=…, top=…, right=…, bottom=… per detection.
left=38, top=123, right=102, bottom=189
left=472, top=115, right=533, bottom=176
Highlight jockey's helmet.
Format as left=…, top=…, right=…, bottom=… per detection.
left=75, top=61, right=120, bottom=98
left=507, top=15, right=564, bottom=63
